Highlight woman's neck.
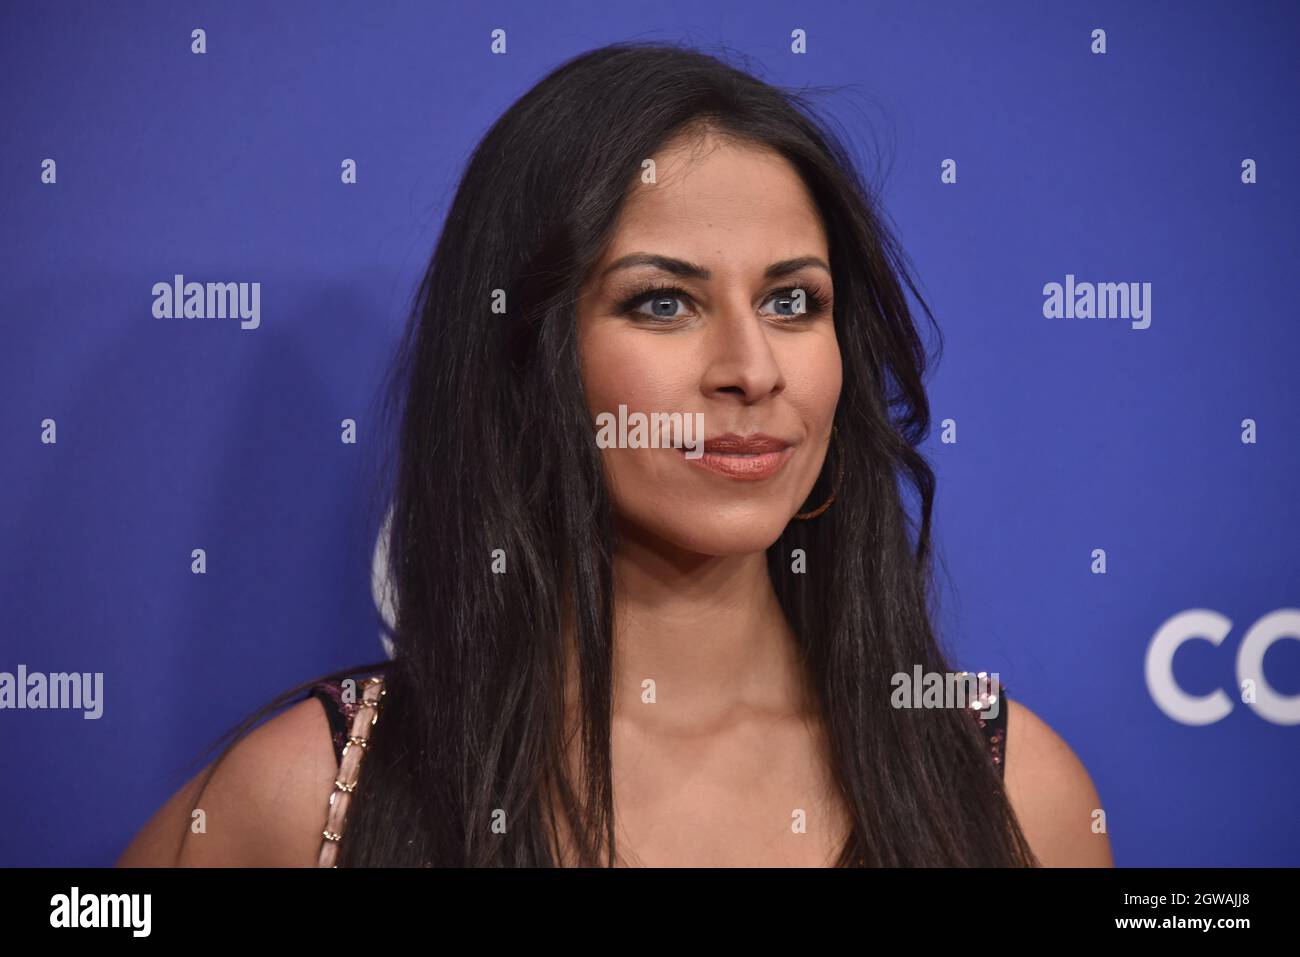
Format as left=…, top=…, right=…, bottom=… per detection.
left=603, top=530, right=814, bottom=728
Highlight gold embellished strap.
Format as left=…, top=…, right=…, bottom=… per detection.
left=317, top=676, right=386, bottom=868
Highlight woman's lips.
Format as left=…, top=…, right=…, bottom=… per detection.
left=680, top=433, right=796, bottom=481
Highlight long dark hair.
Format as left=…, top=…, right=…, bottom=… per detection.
left=183, top=41, right=1037, bottom=867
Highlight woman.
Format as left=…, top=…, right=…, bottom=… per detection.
left=119, top=41, right=1111, bottom=868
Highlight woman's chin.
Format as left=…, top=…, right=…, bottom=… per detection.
left=648, top=515, right=793, bottom=558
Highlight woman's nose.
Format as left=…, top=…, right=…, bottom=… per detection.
left=697, top=294, right=785, bottom=402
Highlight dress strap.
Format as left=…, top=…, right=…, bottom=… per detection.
left=972, top=683, right=1007, bottom=778
left=308, top=682, right=352, bottom=764
left=314, top=676, right=386, bottom=867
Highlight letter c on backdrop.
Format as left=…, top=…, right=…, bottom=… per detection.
left=1146, top=608, right=1300, bottom=725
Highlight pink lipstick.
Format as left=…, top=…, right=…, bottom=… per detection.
left=682, top=433, right=795, bottom=481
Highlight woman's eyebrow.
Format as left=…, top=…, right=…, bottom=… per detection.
left=600, top=253, right=831, bottom=281
left=765, top=256, right=831, bottom=280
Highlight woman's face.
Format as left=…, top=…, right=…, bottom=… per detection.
left=576, top=131, right=842, bottom=557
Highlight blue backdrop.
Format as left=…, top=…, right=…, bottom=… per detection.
left=1, top=0, right=1296, bottom=867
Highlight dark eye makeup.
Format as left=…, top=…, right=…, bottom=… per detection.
left=613, top=281, right=832, bottom=324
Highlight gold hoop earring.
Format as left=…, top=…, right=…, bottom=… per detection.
left=793, top=425, right=842, bottom=521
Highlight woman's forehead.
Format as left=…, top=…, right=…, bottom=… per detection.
left=600, top=145, right=828, bottom=271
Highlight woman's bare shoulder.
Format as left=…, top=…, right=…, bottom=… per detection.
left=116, top=695, right=337, bottom=867
left=1004, top=697, right=1114, bottom=867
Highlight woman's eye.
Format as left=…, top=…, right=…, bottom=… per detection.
left=633, top=295, right=689, bottom=320
left=760, top=288, right=813, bottom=318
left=623, top=286, right=825, bottom=323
